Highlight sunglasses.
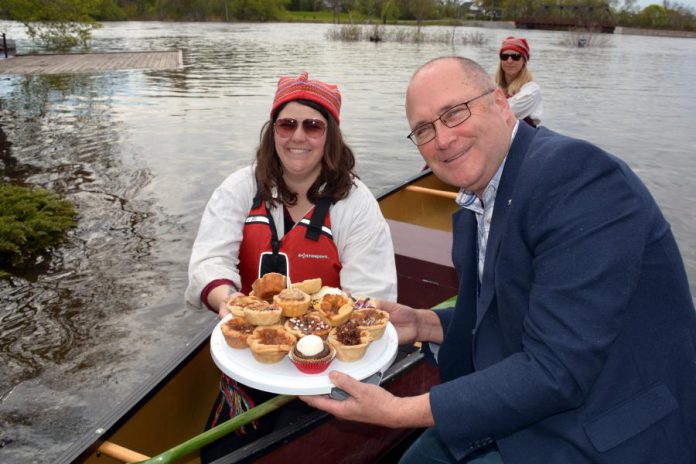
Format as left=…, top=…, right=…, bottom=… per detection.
left=500, top=53, right=523, bottom=61
left=274, top=118, right=326, bottom=139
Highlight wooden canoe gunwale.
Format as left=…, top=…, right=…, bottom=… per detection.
left=57, top=318, right=218, bottom=464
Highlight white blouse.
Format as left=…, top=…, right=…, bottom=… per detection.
left=185, top=165, right=398, bottom=307
left=508, top=81, right=543, bottom=126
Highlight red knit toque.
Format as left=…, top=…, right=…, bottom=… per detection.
left=500, top=36, right=530, bottom=61
left=271, top=71, right=342, bottom=125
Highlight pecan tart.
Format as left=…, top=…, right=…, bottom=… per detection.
left=220, top=316, right=256, bottom=349
left=273, top=287, right=311, bottom=317
left=350, top=308, right=390, bottom=341
left=328, top=321, right=370, bottom=362
left=246, top=325, right=296, bottom=364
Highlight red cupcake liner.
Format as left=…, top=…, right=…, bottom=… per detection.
left=288, top=345, right=336, bottom=374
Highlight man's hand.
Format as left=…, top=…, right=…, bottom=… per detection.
left=377, top=300, right=444, bottom=345
left=300, top=371, right=434, bottom=428
left=376, top=300, right=421, bottom=345
left=300, top=371, right=399, bottom=427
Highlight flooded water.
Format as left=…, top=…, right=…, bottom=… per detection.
left=1, top=20, right=695, bottom=463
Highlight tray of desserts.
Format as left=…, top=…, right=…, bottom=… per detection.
left=209, top=274, right=398, bottom=395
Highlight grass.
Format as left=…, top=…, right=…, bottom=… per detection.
left=280, top=10, right=360, bottom=23
left=325, top=24, right=490, bottom=44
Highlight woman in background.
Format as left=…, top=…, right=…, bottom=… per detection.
left=494, top=36, right=543, bottom=127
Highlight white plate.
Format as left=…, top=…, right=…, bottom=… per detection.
left=210, top=315, right=398, bottom=395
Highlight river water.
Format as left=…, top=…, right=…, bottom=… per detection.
left=0, top=20, right=695, bottom=463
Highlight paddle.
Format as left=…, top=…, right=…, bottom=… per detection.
left=134, top=394, right=296, bottom=464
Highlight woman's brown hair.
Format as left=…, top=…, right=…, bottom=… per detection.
left=254, top=99, right=357, bottom=207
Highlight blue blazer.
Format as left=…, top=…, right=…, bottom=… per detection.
left=429, top=122, right=696, bottom=463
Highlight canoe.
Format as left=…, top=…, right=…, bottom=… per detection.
left=58, top=169, right=460, bottom=464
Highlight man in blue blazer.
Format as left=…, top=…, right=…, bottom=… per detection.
left=302, top=56, right=696, bottom=464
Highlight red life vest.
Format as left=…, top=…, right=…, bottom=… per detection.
left=238, top=194, right=342, bottom=294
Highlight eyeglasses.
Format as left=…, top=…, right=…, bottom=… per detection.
left=274, top=118, right=326, bottom=139
left=406, top=89, right=495, bottom=146
left=500, top=53, right=523, bottom=62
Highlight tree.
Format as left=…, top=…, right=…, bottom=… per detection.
left=638, top=3, right=669, bottom=26
left=381, top=0, right=400, bottom=23
left=6, top=0, right=102, bottom=50
left=407, top=0, right=439, bottom=24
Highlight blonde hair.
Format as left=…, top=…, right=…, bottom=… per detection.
left=495, top=62, right=534, bottom=97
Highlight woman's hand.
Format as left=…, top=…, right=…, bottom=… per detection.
left=219, top=291, right=244, bottom=319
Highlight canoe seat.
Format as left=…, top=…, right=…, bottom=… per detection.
left=387, top=219, right=453, bottom=268
left=387, top=219, right=458, bottom=309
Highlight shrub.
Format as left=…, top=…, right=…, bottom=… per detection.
left=0, top=183, right=77, bottom=277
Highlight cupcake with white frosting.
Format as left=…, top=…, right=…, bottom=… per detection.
left=288, top=334, right=335, bottom=374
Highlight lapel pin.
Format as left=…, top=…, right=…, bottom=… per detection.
left=507, top=199, right=512, bottom=206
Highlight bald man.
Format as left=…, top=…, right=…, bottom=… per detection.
left=302, top=56, right=696, bottom=464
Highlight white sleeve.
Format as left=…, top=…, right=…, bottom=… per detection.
left=330, top=179, right=398, bottom=301
left=185, top=166, right=256, bottom=308
left=508, top=81, right=543, bottom=125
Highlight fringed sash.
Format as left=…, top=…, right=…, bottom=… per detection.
left=210, top=374, right=259, bottom=433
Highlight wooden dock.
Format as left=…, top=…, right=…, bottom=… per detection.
left=0, top=50, right=183, bottom=75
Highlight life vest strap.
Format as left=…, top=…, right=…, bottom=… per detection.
left=305, top=197, right=332, bottom=241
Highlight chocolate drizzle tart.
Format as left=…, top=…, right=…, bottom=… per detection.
left=328, top=321, right=370, bottom=362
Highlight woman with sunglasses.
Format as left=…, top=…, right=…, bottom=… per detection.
left=186, top=71, right=397, bottom=462
left=494, top=36, right=543, bottom=127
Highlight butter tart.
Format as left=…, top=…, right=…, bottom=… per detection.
left=328, top=321, right=370, bottom=362
left=315, top=293, right=353, bottom=327
left=226, top=295, right=268, bottom=318
left=273, top=287, right=311, bottom=317
left=246, top=325, right=296, bottom=364
left=220, top=316, right=256, bottom=349
left=310, top=286, right=347, bottom=307
left=243, top=302, right=282, bottom=326
left=251, top=272, right=287, bottom=302
left=289, top=277, right=322, bottom=295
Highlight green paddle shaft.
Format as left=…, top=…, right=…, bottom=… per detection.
left=136, top=394, right=296, bottom=464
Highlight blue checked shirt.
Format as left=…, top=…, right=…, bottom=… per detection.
left=428, top=122, right=519, bottom=360
left=455, top=121, right=519, bottom=281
